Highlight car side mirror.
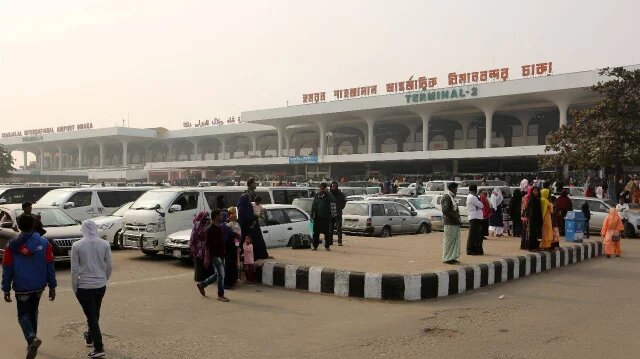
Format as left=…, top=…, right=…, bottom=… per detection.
left=1, top=222, right=13, bottom=228
left=168, top=204, right=182, bottom=213
left=63, top=202, right=75, bottom=209
left=411, top=211, right=418, bottom=216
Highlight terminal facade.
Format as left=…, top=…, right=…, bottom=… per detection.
left=1, top=66, right=620, bottom=183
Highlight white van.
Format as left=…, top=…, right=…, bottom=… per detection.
left=36, top=187, right=153, bottom=221
left=122, top=186, right=313, bottom=255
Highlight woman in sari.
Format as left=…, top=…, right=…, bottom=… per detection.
left=524, top=187, right=543, bottom=251
left=190, top=211, right=213, bottom=282
left=539, top=189, right=553, bottom=250
left=520, top=183, right=531, bottom=250
left=555, top=189, right=573, bottom=236
left=601, top=208, right=624, bottom=258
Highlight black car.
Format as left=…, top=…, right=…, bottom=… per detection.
left=0, top=204, right=83, bottom=262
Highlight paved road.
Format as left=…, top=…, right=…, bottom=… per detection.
left=1, top=238, right=638, bottom=359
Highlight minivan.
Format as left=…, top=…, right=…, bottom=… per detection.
left=0, top=185, right=67, bottom=205
left=36, top=187, right=153, bottom=221
left=341, top=200, right=430, bottom=237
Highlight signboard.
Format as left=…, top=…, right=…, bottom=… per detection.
left=182, top=117, right=240, bottom=128
left=404, top=86, right=478, bottom=104
left=2, top=122, right=94, bottom=139
left=288, top=155, right=318, bottom=164
left=300, top=61, right=553, bottom=104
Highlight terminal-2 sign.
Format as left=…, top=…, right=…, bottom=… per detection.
left=404, top=86, right=478, bottom=104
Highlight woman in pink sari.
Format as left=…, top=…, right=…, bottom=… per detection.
left=601, top=208, right=623, bottom=258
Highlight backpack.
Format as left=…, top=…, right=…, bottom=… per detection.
left=290, top=233, right=312, bottom=249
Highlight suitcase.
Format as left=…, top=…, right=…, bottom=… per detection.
left=290, top=233, right=312, bottom=249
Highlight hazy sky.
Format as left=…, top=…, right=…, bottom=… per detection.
left=1, top=0, right=639, bottom=155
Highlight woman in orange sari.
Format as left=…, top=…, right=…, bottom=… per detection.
left=601, top=208, right=624, bottom=258
left=539, top=188, right=553, bottom=250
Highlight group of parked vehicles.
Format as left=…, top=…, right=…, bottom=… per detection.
left=0, top=180, right=638, bottom=263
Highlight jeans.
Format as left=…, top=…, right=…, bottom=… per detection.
left=201, top=257, right=225, bottom=297
left=333, top=215, right=343, bottom=244
left=16, top=291, right=43, bottom=344
left=76, top=286, right=106, bottom=352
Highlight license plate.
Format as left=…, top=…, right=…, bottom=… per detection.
left=173, top=249, right=182, bottom=258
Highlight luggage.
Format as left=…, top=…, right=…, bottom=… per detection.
left=291, top=233, right=312, bottom=249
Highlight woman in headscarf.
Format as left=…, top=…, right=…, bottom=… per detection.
left=539, top=188, right=553, bottom=251
left=510, top=187, right=523, bottom=237
left=601, top=208, right=624, bottom=258
left=489, top=188, right=504, bottom=237
left=190, top=211, right=213, bottom=282
left=237, top=178, right=270, bottom=260
left=221, top=212, right=241, bottom=289
left=519, top=183, right=531, bottom=250
left=555, top=189, right=573, bottom=236
left=523, top=187, right=543, bottom=251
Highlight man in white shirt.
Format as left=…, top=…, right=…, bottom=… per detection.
left=616, top=196, right=630, bottom=238
left=466, top=184, right=485, bottom=255
left=71, top=220, right=112, bottom=359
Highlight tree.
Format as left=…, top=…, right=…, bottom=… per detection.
left=541, top=67, right=640, bottom=176
left=0, top=144, right=15, bottom=178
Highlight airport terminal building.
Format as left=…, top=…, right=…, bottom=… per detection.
left=1, top=65, right=620, bottom=183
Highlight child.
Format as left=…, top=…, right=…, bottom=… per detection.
left=242, top=235, right=255, bottom=283
left=252, top=196, right=265, bottom=220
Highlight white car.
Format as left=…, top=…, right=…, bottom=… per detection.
left=92, top=202, right=133, bottom=249
left=163, top=204, right=312, bottom=259
left=367, top=196, right=444, bottom=231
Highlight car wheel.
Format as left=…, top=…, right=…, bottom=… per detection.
left=417, top=223, right=430, bottom=234
left=141, top=249, right=158, bottom=257
left=625, top=223, right=636, bottom=238
left=112, top=230, right=124, bottom=250
left=380, top=226, right=391, bottom=238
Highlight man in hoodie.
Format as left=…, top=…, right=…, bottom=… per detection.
left=71, top=220, right=113, bottom=358
left=2, top=214, right=57, bottom=359
left=330, top=181, right=346, bottom=246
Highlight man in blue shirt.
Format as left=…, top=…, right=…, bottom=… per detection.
left=2, top=214, right=57, bottom=359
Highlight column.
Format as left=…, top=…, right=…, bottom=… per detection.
left=483, top=109, right=494, bottom=149
left=99, top=143, right=105, bottom=168
left=419, top=113, right=430, bottom=152
left=77, top=145, right=83, bottom=169
left=122, top=140, right=129, bottom=167
left=23, top=151, right=28, bottom=169
left=57, top=146, right=63, bottom=171
left=406, top=124, right=417, bottom=151
left=39, top=149, right=44, bottom=171
left=167, top=142, right=174, bottom=161
left=365, top=117, right=376, bottom=154
left=556, top=101, right=571, bottom=128
left=220, top=138, right=226, bottom=160
left=317, top=123, right=327, bottom=156
left=285, top=133, right=291, bottom=157
left=190, top=139, right=200, bottom=161
left=250, top=136, right=258, bottom=157
left=461, top=121, right=469, bottom=149
left=452, top=159, right=459, bottom=175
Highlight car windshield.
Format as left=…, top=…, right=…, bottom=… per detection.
left=366, top=187, right=380, bottom=194
left=292, top=198, right=313, bottom=213
left=408, top=198, right=434, bottom=209
left=16, top=208, right=77, bottom=227
left=343, top=203, right=369, bottom=216
left=131, top=191, right=177, bottom=210
left=603, top=199, right=616, bottom=207
left=111, top=202, right=134, bottom=217
left=36, top=190, right=72, bottom=206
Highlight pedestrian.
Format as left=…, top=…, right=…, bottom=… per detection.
left=237, top=178, right=269, bottom=260
left=554, top=178, right=564, bottom=195
left=555, top=189, right=573, bottom=236
left=523, top=187, right=543, bottom=251
left=633, top=176, right=640, bottom=204
left=601, top=208, right=623, bottom=258
left=622, top=176, right=637, bottom=202
left=539, top=189, right=553, bottom=251
left=311, top=182, right=336, bottom=251
left=581, top=200, right=591, bottom=239
left=16, top=202, right=46, bottom=236
left=510, top=180, right=526, bottom=237
left=615, top=196, right=630, bottom=238
left=441, top=182, right=461, bottom=264
left=222, top=211, right=241, bottom=289
left=488, top=188, right=504, bottom=237
left=253, top=196, right=265, bottom=219
left=2, top=214, right=57, bottom=359
left=480, top=190, right=491, bottom=239
left=71, top=220, right=113, bottom=358
left=196, top=209, right=230, bottom=302
left=414, top=178, right=423, bottom=197
left=550, top=196, right=561, bottom=249
left=190, top=211, right=213, bottom=283
left=466, top=184, right=484, bottom=255
left=330, top=181, right=346, bottom=246
left=242, top=235, right=255, bottom=282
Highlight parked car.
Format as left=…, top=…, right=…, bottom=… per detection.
left=569, top=196, right=639, bottom=237
left=91, top=201, right=133, bottom=249
left=0, top=185, right=68, bottom=205
left=368, top=196, right=443, bottom=231
left=0, top=204, right=83, bottom=262
left=341, top=200, right=430, bottom=237
left=163, top=204, right=312, bottom=259
left=455, top=195, right=470, bottom=227
left=457, top=186, right=512, bottom=205
left=346, top=195, right=367, bottom=202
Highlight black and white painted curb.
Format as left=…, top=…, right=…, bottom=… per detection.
left=256, top=241, right=602, bottom=301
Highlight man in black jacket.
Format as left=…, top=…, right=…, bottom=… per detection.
left=330, top=181, right=346, bottom=246
left=441, top=182, right=462, bottom=264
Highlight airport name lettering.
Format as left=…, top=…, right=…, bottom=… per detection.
left=405, top=87, right=478, bottom=104
left=1, top=122, right=94, bottom=138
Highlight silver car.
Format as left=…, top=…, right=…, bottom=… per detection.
left=369, top=196, right=443, bottom=231
left=569, top=196, right=639, bottom=237
left=341, top=200, right=430, bottom=237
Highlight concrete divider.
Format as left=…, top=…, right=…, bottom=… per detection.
left=256, top=241, right=602, bottom=301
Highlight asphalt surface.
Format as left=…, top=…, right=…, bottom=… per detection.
left=1, top=234, right=638, bottom=359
